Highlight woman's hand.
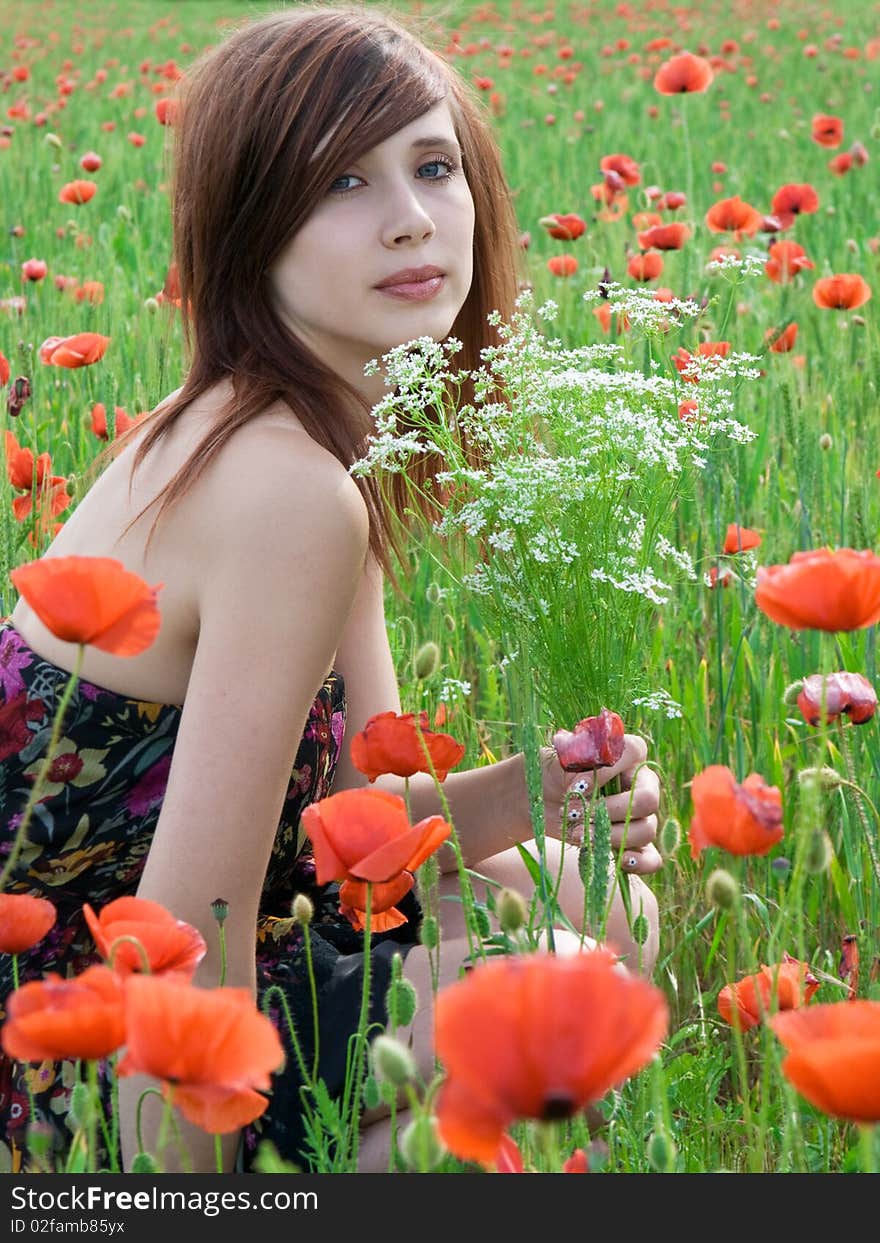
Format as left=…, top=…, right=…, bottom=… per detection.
left=540, top=736, right=663, bottom=877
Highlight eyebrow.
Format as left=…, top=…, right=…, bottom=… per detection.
left=410, top=135, right=462, bottom=151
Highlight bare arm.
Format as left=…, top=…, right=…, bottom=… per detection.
left=118, top=430, right=370, bottom=1174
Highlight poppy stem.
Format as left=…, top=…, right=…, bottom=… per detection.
left=0, top=643, right=84, bottom=894
left=107, top=935, right=152, bottom=975
left=836, top=729, right=880, bottom=896
left=342, top=883, right=373, bottom=1171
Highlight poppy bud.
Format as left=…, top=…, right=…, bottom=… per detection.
left=143, top=297, right=160, bottom=314
left=68, top=1080, right=96, bottom=1130
left=798, top=766, right=843, bottom=790
left=646, top=1128, right=677, bottom=1172
left=386, top=974, right=418, bottom=1028
left=117, top=205, right=133, bottom=223
left=819, top=433, right=832, bottom=450
left=130, top=1151, right=158, bottom=1173
left=7, top=375, right=31, bottom=417
left=44, top=132, right=63, bottom=149
left=497, top=886, right=528, bottom=934
left=361, top=1074, right=381, bottom=1111
left=371, top=1033, right=417, bottom=1086
left=399, top=1115, right=446, bottom=1171
left=852, top=315, right=866, bottom=327
left=420, top=915, right=439, bottom=950
left=292, top=894, right=313, bottom=926
left=443, top=613, right=456, bottom=632
left=660, top=816, right=681, bottom=857
left=414, top=640, right=440, bottom=681
left=706, top=868, right=739, bottom=910
left=426, top=582, right=442, bottom=605
left=783, top=680, right=804, bottom=706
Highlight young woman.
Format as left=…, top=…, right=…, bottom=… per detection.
left=0, top=4, right=662, bottom=1175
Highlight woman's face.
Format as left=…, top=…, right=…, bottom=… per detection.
left=268, top=99, right=475, bottom=402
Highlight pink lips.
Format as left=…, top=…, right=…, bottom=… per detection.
left=374, top=265, right=446, bottom=301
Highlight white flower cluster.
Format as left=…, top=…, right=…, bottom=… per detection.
left=582, top=282, right=703, bottom=332
left=630, top=689, right=684, bottom=719
left=705, top=252, right=767, bottom=277
left=439, top=677, right=472, bottom=704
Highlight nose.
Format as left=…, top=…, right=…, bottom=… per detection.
left=381, top=175, right=436, bottom=247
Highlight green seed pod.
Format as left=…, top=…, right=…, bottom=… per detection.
left=803, top=829, right=833, bottom=875
left=386, top=974, right=418, bottom=1028
left=370, top=1034, right=417, bottom=1087
left=420, top=915, right=439, bottom=950
left=426, top=582, right=442, bottom=605
left=442, top=613, right=456, bottom=633
left=818, top=433, right=832, bottom=451
left=68, top=1081, right=95, bottom=1131
left=706, top=867, right=739, bottom=911
left=631, top=912, right=650, bottom=946
left=130, top=1151, right=159, bottom=1174
left=413, top=640, right=441, bottom=681
left=211, top=897, right=229, bottom=925
left=473, top=905, right=491, bottom=938
left=25, top=1121, right=53, bottom=1160
left=659, top=816, right=681, bottom=858
left=646, top=1128, right=677, bottom=1173
left=361, top=1074, right=381, bottom=1111
left=291, top=893, right=314, bottom=926
left=782, top=680, right=804, bottom=706
left=399, top=1115, right=446, bottom=1172
left=44, top=132, right=63, bottom=150
left=143, top=297, right=160, bottom=314
left=497, top=887, right=527, bottom=934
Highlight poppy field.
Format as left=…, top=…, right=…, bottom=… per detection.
left=1, top=0, right=879, bottom=1177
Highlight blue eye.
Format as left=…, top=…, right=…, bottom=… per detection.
left=329, top=155, right=460, bottom=198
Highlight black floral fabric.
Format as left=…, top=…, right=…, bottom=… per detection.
left=0, top=621, right=420, bottom=1174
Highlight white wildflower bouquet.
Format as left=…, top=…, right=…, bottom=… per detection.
left=352, top=286, right=759, bottom=733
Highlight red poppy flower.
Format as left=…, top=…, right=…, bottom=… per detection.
left=770, top=1001, right=880, bottom=1122
left=547, top=255, right=578, bottom=278
left=90, top=403, right=141, bottom=441
left=154, top=97, right=178, bottom=125
left=39, top=332, right=110, bottom=367
left=117, top=974, right=284, bottom=1133
left=723, top=524, right=761, bottom=555
left=553, top=708, right=626, bottom=772
left=704, top=196, right=763, bottom=237
left=828, top=152, right=853, bottom=175
left=74, top=281, right=104, bottom=305
left=718, top=956, right=819, bottom=1032
left=766, top=323, right=799, bottom=353
left=673, top=342, right=730, bottom=382
left=708, top=565, right=733, bottom=589
left=811, top=114, right=843, bottom=148
left=770, top=184, right=820, bottom=229
left=539, top=213, right=586, bottom=241
left=21, top=259, right=47, bottom=282
left=765, top=241, right=814, bottom=284
left=0, top=964, right=126, bottom=1061
left=5, top=430, right=53, bottom=493
left=434, top=951, right=668, bottom=1163
left=350, top=711, right=465, bottom=783
left=636, top=223, right=692, bottom=251
left=627, top=251, right=664, bottom=281
left=755, top=548, right=880, bottom=631
left=688, top=765, right=783, bottom=860
left=599, top=153, right=641, bottom=185
left=58, top=179, right=97, bottom=205
left=300, top=788, right=451, bottom=933
left=0, top=894, right=57, bottom=954
left=658, top=191, right=686, bottom=211
left=593, top=304, right=630, bottom=335
left=79, top=151, right=102, bottom=172
left=488, top=1134, right=592, bottom=1174
left=11, top=477, right=71, bottom=525
left=653, top=51, right=714, bottom=94
left=796, top=672, right=878, bottom=727
left=812, top=274, right=871, bottom=310
left=0, top=353, right=10, bottom=386
left=9, top=555, right=164, bottom=656
left=83, top=896, right=207, bottom=978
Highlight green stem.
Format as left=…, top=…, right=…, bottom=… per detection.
left=0, top=645, right=84, bottom=893
left=343, top=883, right=373, bottom=1172
left=859, top=1124, right=876, bottom=1174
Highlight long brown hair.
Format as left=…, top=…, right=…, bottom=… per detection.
left=86, top=2, right=523, bottom=591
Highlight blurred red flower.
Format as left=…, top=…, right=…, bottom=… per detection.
left=770, top=1001, right=880, bottom=1122
left=0, top=894, right=57, bottom=954
left=756, top=549, right=880, bottom=631
left=812, top=274, right=871, bottom=310
left=688, top=765, right=783, bottom=859
left=350, top=710, right=465, bottom=783
left=538, top=213, right=586, bottom=241
left=766, top=323, right=799, bottom=353
left=58, top=179, right=97, bottom=205
left=770, top=184, right=819, bottom=229
left=765, top=240, right=814, bottom=284
left=811, top=114, right=843, bottom=148
left=636, top=223, right=691, bottom=250
left=548, top=255, right=578, bottom=277
left=654, top=52, right=713, bottom=94
left=723, top=524, right=761, bottom=554
left=599, top=152, right=641, bottom=185
left=628, top=251, right=663, bottom=281
left=39, top=332, right=109, bottom=367
left=1, top=964, right=126, bottom=1061
left=435, top=951, right=668, bottom=1163
left=704, top=196, right=762, bottom=237
left=83, top=895, right=207, bottom=978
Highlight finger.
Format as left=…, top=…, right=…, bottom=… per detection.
left=620, top=844, right=663, bottom=876
left=610, top=815, right=658, bottom=851
left=603, top=768, right=661, bottom=824
left=590, top=734, right=648, bottom=791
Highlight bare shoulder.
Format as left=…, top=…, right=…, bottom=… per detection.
left=195, top=418, right=370, bottom=605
